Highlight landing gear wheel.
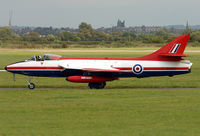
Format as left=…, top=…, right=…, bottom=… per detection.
left=28, top=83, right=35, bottom=89
left=88, top=82, right=106, bottom=89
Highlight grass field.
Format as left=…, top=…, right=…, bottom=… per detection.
left=0, top=48, right=199, bottom=136
left=0, top=89, right=200, bottom=136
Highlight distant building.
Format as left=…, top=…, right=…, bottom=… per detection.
left=134, top=25, right=162, bottom=33
left=117, top=19, right=125, bottom=28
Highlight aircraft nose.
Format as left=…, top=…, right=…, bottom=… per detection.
left=4, top=66, right=7, bottom=70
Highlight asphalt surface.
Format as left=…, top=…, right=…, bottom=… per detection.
left=0, top=88, right=199, bottom=90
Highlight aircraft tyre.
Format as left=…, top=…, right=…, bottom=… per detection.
left=88, top=82, right=106, bottom=89
left=28, top=83, right=35, bottom=89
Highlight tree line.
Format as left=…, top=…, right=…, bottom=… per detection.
left=0, top=22, right=199, bottom=48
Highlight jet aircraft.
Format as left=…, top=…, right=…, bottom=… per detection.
left=5, top=35, right=192, bottom=89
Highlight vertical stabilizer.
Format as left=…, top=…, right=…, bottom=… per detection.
left=138, top=35, right=190, bottom=61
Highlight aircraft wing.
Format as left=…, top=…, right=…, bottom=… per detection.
left=59, top=63, right=128, bottom=73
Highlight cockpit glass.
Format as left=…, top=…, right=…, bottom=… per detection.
left=43, top=55, right=51, bottom=60
left=27, top=56, right=36, bottom=61
left=27, top=54, right=61, bottom=61
left=27, top=55, right=42, bottom=61
left=43, top=54, right=62, bottom=60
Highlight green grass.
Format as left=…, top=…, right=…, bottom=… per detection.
left=0, top=89, right=200, bottom=136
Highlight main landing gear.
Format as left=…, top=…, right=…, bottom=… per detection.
left=88, top=82, right=106, bottom=89
left=28, top=83, right=35, bottom=89
left=27, top=76, right=35, bottom=89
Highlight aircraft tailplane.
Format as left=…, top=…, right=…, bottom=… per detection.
left=138, top=34, right=190, bottom=61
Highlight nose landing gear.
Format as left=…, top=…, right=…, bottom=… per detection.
left=27, top=76, right=36, bottom=89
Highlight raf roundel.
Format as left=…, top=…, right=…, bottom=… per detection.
left=132, top=64, right=143, bottom=74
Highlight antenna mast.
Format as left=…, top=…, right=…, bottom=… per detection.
left=9, top=10, right=13, bottom=28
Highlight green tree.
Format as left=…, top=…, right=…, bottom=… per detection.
left=112, top=32, right=122, bottom=41
left=145, top=35, right=165, bottom=43
left=59, top=32, right=80, bottom=41
left=79, top=22, right=96, bottom=41
left=156, top=29, right=169, bottom=40
left=0, top=27, right=18, bottom=40
left=190, top=30, right=200, bottom=42
left=136, top=33, right=149, bottom=42
left=46, top=34, right=56, bottom=42
left=122, top=32, right=136, bottom=41
left=60, top=32, right=73, bottom=41
left=23, top=32, right=41, bottom=42
left=79, top=22, right=93, bottom=32
left=94, top=32, right=110, bottom=41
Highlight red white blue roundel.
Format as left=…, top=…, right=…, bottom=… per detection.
left=132, top=64, right=143, bottom=74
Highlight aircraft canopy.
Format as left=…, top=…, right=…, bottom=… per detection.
left=27, top=54, right=62, bottom=61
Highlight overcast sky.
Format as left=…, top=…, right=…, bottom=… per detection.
left=0, top=0, right=199, bottom=28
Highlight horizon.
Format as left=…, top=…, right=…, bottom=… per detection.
left=0, top=22, right=197, bottom=29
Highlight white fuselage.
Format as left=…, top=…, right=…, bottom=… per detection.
left=6, top=59, right=192, bottom=78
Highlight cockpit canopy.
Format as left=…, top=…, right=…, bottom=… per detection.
left=27, top=54, right=62, bottom=61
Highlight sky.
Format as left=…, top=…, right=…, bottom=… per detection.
left=0, top=0, right=199, bottom=28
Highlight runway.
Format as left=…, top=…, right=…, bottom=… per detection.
left=0, top=87, right=199, bottom=90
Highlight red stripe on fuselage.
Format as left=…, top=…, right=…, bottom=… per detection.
left=6, top=66, right=189, bottom=71
left=114, top=67, right=132, bottom=70
left=114, top=67, right=189, bottom=71
left=7, top=67, right=63, bottom=70
left=143, top=67, right=189, bottom=70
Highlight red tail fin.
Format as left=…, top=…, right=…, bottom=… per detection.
left=138, top=35, right=190, bottom=61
